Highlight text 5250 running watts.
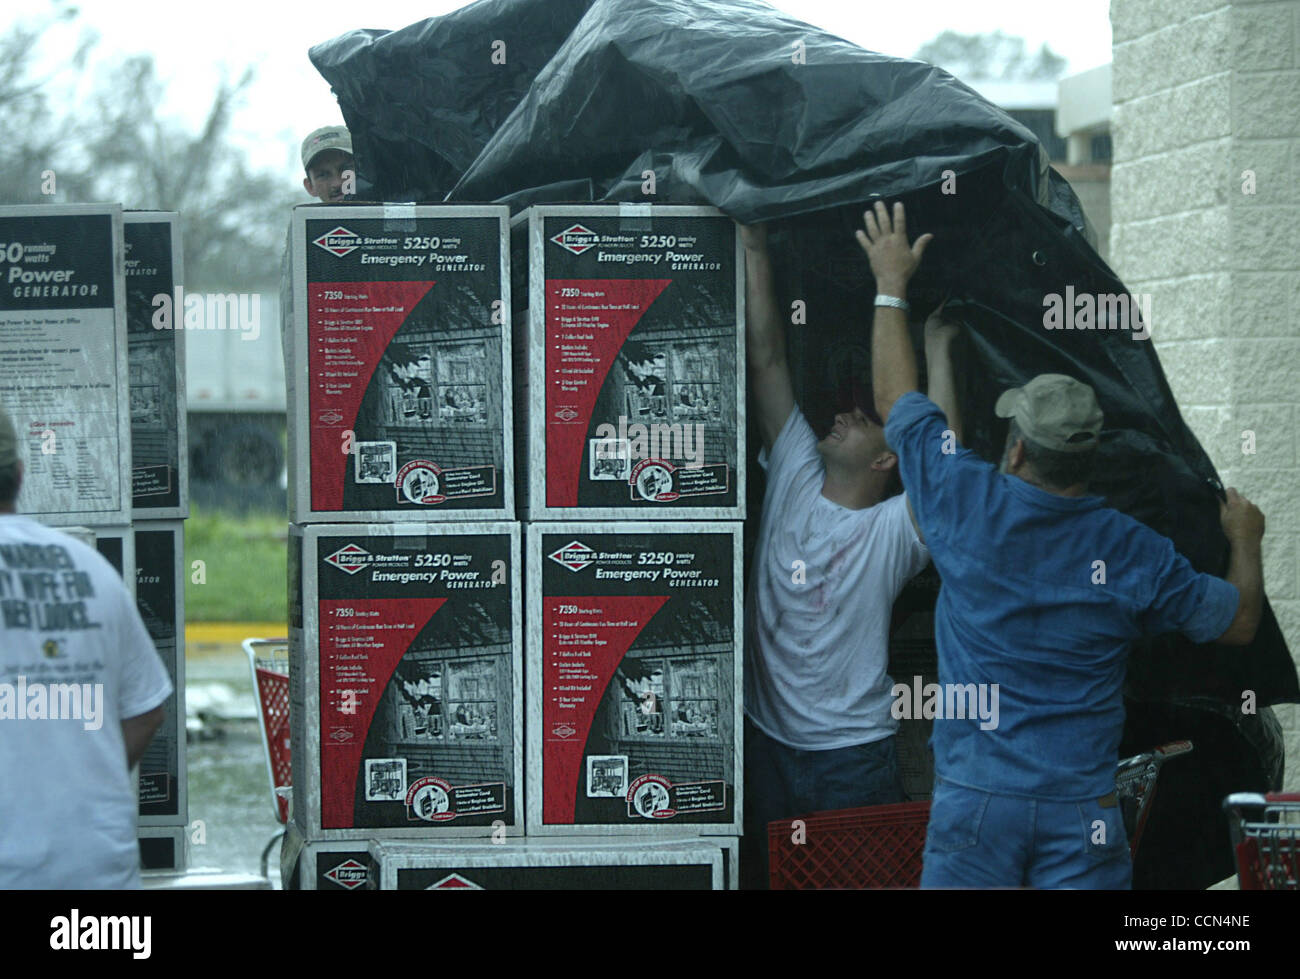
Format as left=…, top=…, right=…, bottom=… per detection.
left=399, top=237, right=463, bottom=250
left=636, top=551, right=695, bottom=565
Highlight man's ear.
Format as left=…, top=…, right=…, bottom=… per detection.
left=303, top=175, right=315, bottom=197
left=871, top=451, right=898, bottom=472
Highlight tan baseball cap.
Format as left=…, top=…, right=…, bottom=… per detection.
left=301, top=126, right=353, bottom=170
left=995, top=373, right=1103, bottom=453
left=0, top=404, right=16, bottom=469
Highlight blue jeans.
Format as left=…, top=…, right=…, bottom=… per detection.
left=741, top=717, right=905, bottom=889
left=921, top=776, right=1132, bottom=889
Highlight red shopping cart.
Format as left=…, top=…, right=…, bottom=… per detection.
left=243, top=638, right=291, bottom=878
left=768, top=740, right=1193, bottom=888
left=1223, top=792, right=1300, bottom=890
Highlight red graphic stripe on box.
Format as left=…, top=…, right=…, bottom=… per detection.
left=309, top=281, right=435, bottom=510
left=319, top=596, right=447, bottom=828
left=541, top=594, right=670, bottom=823
left=545, top=278, right=670, bottom=506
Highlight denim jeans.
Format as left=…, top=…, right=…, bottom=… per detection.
left=741, top=717, right=905, bottom=889
left=920, top=775, right=1132, bottom=889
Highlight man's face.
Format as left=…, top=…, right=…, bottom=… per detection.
left=817, top=406, right=889, bottom=469
left=303, top=150, right=356, bottom=202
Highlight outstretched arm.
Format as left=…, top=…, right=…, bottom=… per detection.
left=738, top=222, right=796, bottom=451
left=924, top=303, right=962, bottom=444
left=855, top=201, right=932, bottom=425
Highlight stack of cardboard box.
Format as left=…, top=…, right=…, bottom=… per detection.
left=0, top=204, right=190, bottom=872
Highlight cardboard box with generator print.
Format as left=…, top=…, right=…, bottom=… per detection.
left=511, top=205, right=744, bottom=519
left=0, top=204, right=132, bottom=526
left=133, top=520, right=187, bottom=833
left=284, top=204, right=513, bottom=522
left=124, top=211, right=187, bottom=518
left=368, top=837, right=723, bottom=890
left=289, top=521, right=522, bottom=840
left=526, top=521, right=742, bottom=836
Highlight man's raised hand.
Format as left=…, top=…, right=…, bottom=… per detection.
left=924, top=299, right=959, bottom=346
left=854, top=201, right=932, bottom=295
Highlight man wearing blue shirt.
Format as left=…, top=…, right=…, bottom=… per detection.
left=855, top=200, right=1266, bottom=888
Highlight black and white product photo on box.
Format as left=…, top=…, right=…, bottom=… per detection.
left=527, top=522, right=743, bottom=836
left=368, top=837, right=723, bottom=890
left=124, top=212, right=187, bottom=518
left=513, top=205, right=744, bottom=520
left=289, top=522, right=522, bottom=839
left=285, top=204, right=512, bottom=522
left=133, top=521, right=187, bottom=833
left=0, top=204, right=132, bottom=526
left=279, top=823, right=371, bottom=891
left=138, top=825, right=187, bottom=873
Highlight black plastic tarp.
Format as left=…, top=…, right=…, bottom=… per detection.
left=311, top=0, right=1298, bottom=888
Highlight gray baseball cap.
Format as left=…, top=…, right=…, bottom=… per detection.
left=0, top=404, right=16, bottom=469
left=301, top=126, right=353, bottom=170
left=995, top=373, right=1103, bottom=453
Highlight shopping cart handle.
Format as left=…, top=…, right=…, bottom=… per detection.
left=1224, top=791, right=1300, bottom=810
left=1223, top=792, right=1267, bottom=810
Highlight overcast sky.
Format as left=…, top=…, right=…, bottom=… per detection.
left=26, top=0, right=1112, bottom=184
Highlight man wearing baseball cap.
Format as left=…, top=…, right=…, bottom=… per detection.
left=857, top=200, right=1265, bottom=888
left=736, top=221, right=962, bottom=888
left=0, top=405, right=172, bottom=887
left=300, top=125, right=356, bottom=202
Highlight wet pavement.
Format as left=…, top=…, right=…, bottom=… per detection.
left=184, top=640, right=283, bottom=886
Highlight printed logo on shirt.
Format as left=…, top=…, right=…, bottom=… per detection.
left=0, top=542, right=102, bottom=632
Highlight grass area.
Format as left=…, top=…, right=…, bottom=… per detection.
left=184, top=504, right=288, bottom=623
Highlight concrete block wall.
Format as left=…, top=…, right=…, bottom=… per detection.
left=1111, top=0, right=1300, bottom=788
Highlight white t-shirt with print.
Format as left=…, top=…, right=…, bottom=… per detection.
left=0, top=516, right=172, bottom=889
left=744, top=406, right=930, bottom=750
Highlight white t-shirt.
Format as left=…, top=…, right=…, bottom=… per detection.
left=744, top=407, right=930, bottom=750
left=0, top=516, right=172, bottom=889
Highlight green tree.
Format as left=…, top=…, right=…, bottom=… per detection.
left=0, top=3, right=97, bottom=204
left=0, top=3, right=299, bottom=289
left=75, top=55, right=299, bottom=289
left=914, top=30, right=1068, bottom=82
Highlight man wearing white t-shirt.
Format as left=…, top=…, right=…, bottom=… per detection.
left=738, top=222, right=961, bottom=887
left=0, top=406, right=171, bottom=889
